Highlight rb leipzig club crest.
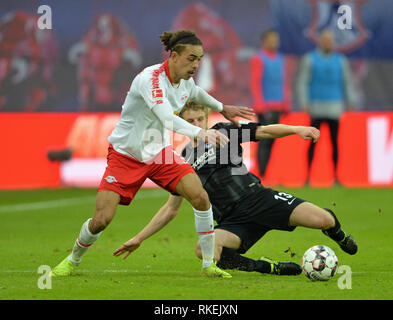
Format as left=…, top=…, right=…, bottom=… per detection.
left=306, top=0, right=370, bottom=53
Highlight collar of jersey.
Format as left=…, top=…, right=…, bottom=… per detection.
left=163, top=59, right=180, bottom=88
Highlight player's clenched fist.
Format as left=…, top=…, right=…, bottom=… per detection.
left=295, top=126, right=320, bottom=143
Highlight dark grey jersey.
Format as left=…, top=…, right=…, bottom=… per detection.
left=182, top=122, right=261, bottom=223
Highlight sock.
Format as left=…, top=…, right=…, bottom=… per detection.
left=193, top=205, right=215, bottom=268
left=68, top=218, right=102, bottom=265
left=217, top=247, right=272, bottom=274
left=322, top=208, right=346, bottom=242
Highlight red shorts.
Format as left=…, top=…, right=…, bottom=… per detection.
left=98, top=144, right=195, bottom=205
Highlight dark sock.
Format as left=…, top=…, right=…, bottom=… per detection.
left=254, top=260, right=273, bottom=274
left=323, top=208, right=346, bottom=242
left=217, top=247, right=271, bottom=274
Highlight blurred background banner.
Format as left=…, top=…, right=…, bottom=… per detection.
left=272, top=0, right=393, bottom=59
left=0, top=0, right=392, bottom=188
left=0, top=0, right=392, bottom=111
left=1, top=112, right=392, bottom=189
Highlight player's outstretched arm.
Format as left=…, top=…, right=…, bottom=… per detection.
left=113, top=195, right=184, bottom=259
left=256, top=124, right=320, bottom=143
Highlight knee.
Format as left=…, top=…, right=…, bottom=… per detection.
left=190, top=189, right=210, bottom=211
left=90, top=208, right=114, bottom=234
left=320, top=213, right=335, bottom=230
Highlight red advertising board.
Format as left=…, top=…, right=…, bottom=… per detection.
left=0, top=112, right=392, bottom=189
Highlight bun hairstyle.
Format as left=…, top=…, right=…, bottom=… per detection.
left=160, top=30, right=202, bottom=54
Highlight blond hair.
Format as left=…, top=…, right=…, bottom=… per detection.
left=179, top=100, right=209, bottom=119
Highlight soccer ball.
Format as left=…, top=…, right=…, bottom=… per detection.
left=301, top=245, right=338, bottom=281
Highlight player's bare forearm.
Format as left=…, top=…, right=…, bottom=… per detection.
left=134, top=197, right=183, bottom=243
left=256, top=124, right=320, bottom=143
left=255, top=124, right=296, bottom=139
left=113, top=197, right=183, bottom=259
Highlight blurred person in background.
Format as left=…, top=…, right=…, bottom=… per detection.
left=171, top=3, right=250, bottom=105
left=249, top=29, right=291, bottom=178
left=68, top=13, right=142, bottom=111
left=297, top=29, right=356, bottom=184
left=0, top=11, right=58, bottom=111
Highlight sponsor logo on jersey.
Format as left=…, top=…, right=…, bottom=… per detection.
left=191, top=146, right=216, bottom=170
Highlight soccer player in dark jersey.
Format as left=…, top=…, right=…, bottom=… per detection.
left=113, top=101, right=357, bottom=276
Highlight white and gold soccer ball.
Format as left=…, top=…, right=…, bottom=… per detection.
left=301, top=245, right=338, bottom=281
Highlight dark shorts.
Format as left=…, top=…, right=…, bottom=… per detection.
left=215, top=184, right=305, bottom=254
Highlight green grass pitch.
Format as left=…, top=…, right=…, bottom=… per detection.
left=0, top=186, right=392, bottom=300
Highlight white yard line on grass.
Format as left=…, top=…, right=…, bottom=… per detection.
left=0, top=196, right=97, bottom=213
left=0, top=189, right=167, bottom=213
left=0, top=269, right=186, bottom=273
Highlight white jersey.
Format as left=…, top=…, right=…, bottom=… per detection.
left=108, top=59, right=223, bottom=162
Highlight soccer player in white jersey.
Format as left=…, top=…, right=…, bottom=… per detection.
left=51, top=30, right=254, bottom=278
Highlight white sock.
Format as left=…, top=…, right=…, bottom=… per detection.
left=68, top=218, right=102, bottom=265
left=193, top=205, right=215, bottom=268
